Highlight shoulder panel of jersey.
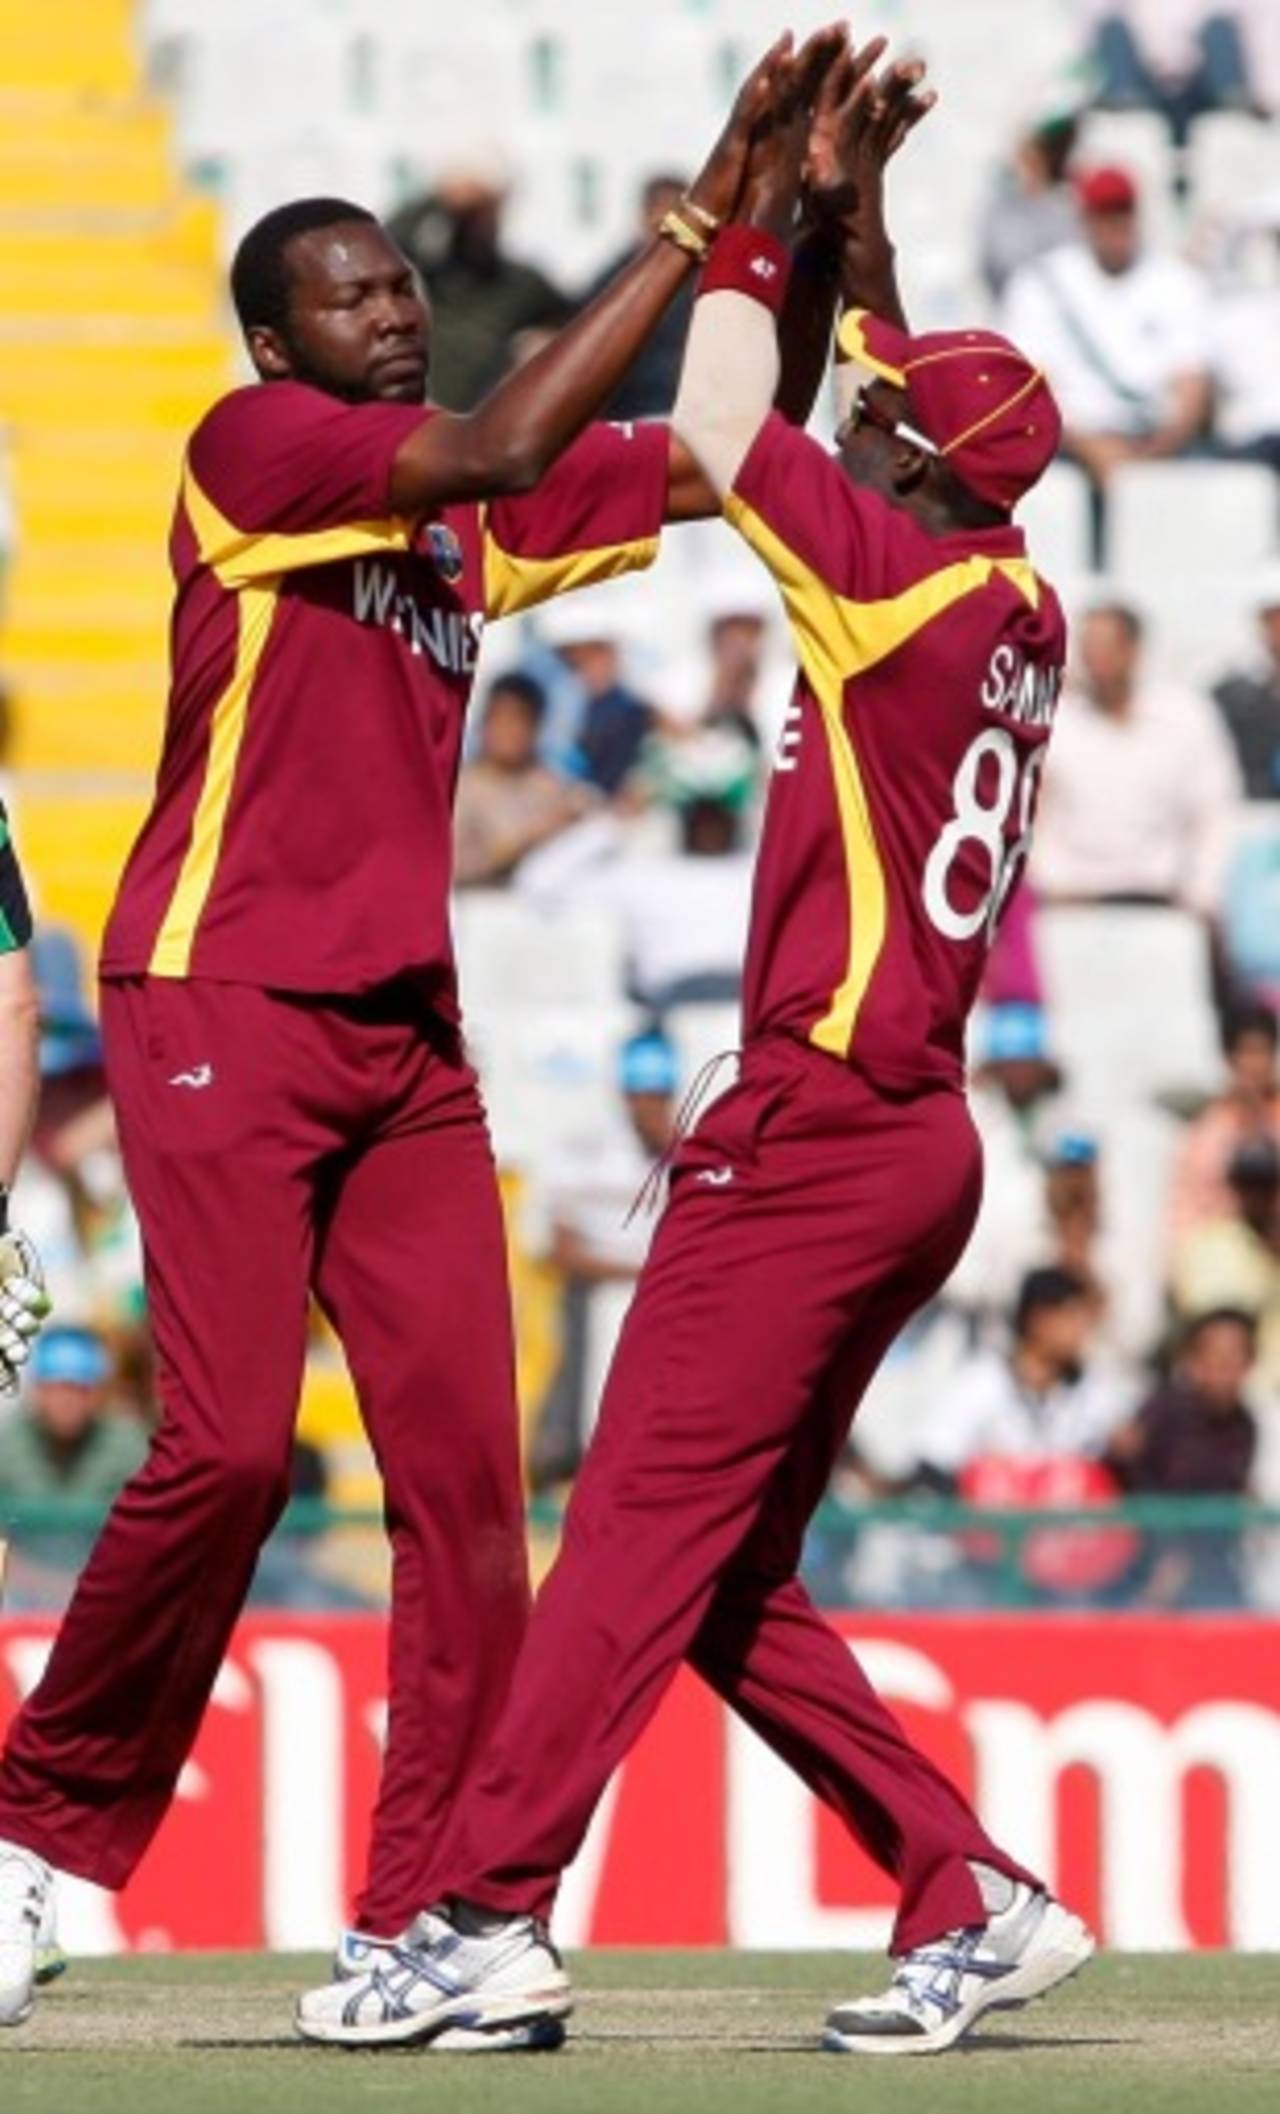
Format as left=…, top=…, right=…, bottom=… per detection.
left=727, top=412, right=1050, bottom=1059
left=182, top=380, right=431, bottom=588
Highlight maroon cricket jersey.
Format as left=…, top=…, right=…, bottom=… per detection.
left=727, top=413, right=1066, bottom=1091
left=101, top=381, right=668, bottom=994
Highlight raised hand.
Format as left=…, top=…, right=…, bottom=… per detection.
left=737, top=23, right=850, bottom=238
left=806, top=43, right=936, bottom=232
left=685, top=31, right=797, bottom=231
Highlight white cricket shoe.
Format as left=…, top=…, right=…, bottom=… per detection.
left=824, top=1881, right=1094, bottom=2057
left=34, top=1883, right=67, bottom=1987
left=327, top=1922, right=562, bottom=2049
left=0, top=1841, right=52, bottom=2027
left=296, top=1904, right=571, bottom=2051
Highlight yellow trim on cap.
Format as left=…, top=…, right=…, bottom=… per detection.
left=481, top=521, right=660, bottom=620
left=725, top=490, right=1039, bottom=1052
left=938, top=370, right=1044, bottom=463
left=149, top=578, right=280, bottom=977
left=182, top=461, right=412, bottom=587
left=836, top=308, right=907, bottom=388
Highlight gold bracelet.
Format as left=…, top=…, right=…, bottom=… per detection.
left=681, top=197, right=721, bottom=236
left=658, top=208, right=711, bottom=262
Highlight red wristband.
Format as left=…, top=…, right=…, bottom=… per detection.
left=700, top=224, right=792, bottom=314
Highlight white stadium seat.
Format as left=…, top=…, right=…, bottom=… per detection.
left=1019, top=462, right=1094, bottom=592
left=1037, top=904, right=1222, bottom=1110
left=453, top=892, right=626, bottom=1013
left=1108, top=460, right=1277, bottom=589
left=1188, top=111, right=1280, bottom=221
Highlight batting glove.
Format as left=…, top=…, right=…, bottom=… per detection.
left=0, top=1230, right=50, bottom=1396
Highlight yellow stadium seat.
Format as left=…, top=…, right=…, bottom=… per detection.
left=0, top=6, right=235, bottom=939
left=8, top=790, right=150, bottom=964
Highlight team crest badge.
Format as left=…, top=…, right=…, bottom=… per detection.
left=417, top=521, right=465, bottom=582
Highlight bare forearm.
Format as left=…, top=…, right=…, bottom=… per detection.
left=391, top=239, right=696, bottom=511
left=774, top=226, right=840, bottom=424
left=673, top=288, right=780, bottom=499
left=1140, top=373, right=1211, bottom=460
left=0, top=953, right=39, bottom=1189
left=839, top=230, right=908, bottom=331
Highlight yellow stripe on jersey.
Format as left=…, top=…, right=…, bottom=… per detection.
left=183, top=462, right=413, bottom=588
left=725, top=491, right=1040, bottom=1054
left=481, top=521, right=660, bottom=620
left=149, top=579, right=280, bottom=977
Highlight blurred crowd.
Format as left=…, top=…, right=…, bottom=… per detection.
left=3, top=1, right=1280, bottom=1613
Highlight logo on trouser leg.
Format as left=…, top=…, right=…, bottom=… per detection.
left=695, top=1168, right=735, bottom=1188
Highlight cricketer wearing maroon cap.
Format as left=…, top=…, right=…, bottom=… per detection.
left=312, top=45, right=1092, bottom=2063
left=0, top=30, right=861, bottom=2039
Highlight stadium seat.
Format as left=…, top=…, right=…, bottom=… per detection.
left=1018, top=463, right=1094, bottom=592
left=1036, top=904, right=1222, bottom=1110
left=1108, top=460, right=1277, bottom=588
left=665, top=1001, right=743, bottom=1099
left=466, top=999, right=638, bottom=1168
left=1188, top=111, right=1280, bottom=221
left=453, top=893, right=627, bottom=1012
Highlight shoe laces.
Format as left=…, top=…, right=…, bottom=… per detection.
left=890, top=1926, right=985, bottom=2022
left=0, top=1852, right=42, bottom=1931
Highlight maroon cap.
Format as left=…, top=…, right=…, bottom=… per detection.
left=837, top=309, right=1063, bottom=513
left=1076, top=163, right=1138, bottom=214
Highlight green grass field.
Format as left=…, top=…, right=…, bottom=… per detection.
left=1, top=1950, right=1277, bottom=2113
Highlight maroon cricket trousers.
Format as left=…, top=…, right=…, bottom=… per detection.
left=0, top=975, right=529, bottom=1933
left=439, top=1033, right=1039, bottom=1953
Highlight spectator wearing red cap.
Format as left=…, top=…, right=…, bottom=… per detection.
left=1000, top=163, right=1211, bottom=498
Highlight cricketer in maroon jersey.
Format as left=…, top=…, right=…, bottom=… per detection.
left=0, top=31, right=862, bottom=2038
left=300, top=59, right=1094, bottom=2060
left=102, top=386, right=668, bottom=992
left=731, top=391, right=1065, bottom=1091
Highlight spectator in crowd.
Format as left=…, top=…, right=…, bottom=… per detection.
left=577, top=174, right=693, bottom=419
left=518, top=785, right=753, bottom=1011
left=914, top=1268, right=1132, bottom=1488
left=0, top=1326, right=147, bottom=1611
left=1085, top=3, right=1261, bottom=145
left=453, top=673, right=588, bottom=888
left=386, top=155, right=570, bottom=410
left=950, top=1004, right=1064, bottom=1317
left=1171, top=1133, right=1280, bottom=1389
left=1168, top=1000, right=1280, bottom=1241
left=912, top=1267, right=1136, bottom=1603
left=1107, top=1307, right=1258, bottom=1605
left=1207, top=198, right=1280, bottom=473
left=1031, top=601, right=1242, bottom=920
left=654, top=567, right=793, bottom=760
left=951, top=1043, right=1161, bottom=1373
left=977, top=114, right=1080, bottom=301
left=526, top=1027, right=677, bottom=1487
left=539, top=597, right=657, bottom=797
left=1212, top=564, right=1280, bottom=799
left=1000, top=165, right=1212, bottom=494
left=641, top=582, right=771, bottom=820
